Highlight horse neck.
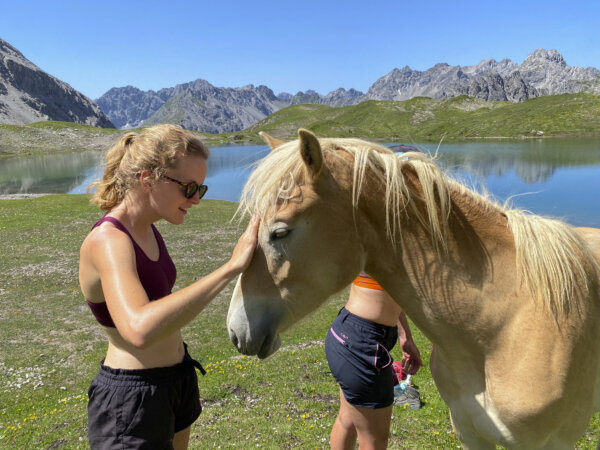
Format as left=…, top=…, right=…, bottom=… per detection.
left=354, top=169, right=515, bottom=348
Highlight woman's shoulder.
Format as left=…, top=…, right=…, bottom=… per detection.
left=81, top=222, right=136, bottom=265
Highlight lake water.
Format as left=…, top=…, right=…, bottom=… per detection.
left=1, top=139, right=599, bottom=227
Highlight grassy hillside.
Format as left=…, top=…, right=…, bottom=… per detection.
left=232, top=93, right=600, bottom=142
left=1, top=93, right=599, bottom=157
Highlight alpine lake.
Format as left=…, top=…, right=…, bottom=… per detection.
left=1, top=138, right=599, bottom=227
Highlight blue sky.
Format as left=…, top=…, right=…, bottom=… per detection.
left=1, top=0, right=598, bottom=100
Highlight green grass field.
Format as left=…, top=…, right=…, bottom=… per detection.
left=0, top=195, right=598, bottom=448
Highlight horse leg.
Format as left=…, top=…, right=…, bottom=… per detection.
left=448, top=410, right=495, bottom=450
left=431, top=348, right=496, bottom=449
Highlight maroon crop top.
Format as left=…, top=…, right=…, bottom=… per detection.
left=86, top=216, right=177, bottom=327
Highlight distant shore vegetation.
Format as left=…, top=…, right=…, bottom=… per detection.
left=1, top=93, right=599, bottom=157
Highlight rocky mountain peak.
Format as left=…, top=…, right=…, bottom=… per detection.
left=0, top=39, right=26, bottom=60
left=518, top=48, right=599, bottom=95
left=525, top=48, right=567, bottom=67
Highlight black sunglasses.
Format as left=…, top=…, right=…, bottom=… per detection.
left=163, top=175, right=208, bottom=199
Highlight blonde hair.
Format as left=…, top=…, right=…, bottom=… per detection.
left=239, top=138, right=450, bottom=249
left=88, top=124, right=209, bottom=210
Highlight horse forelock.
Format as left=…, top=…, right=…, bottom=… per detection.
left=237, top=135, right=598, bottom=319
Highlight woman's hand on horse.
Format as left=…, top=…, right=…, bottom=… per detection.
left=229, top=213, right=260, bottom=274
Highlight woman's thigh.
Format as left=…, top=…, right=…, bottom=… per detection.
left=339, top=392, right=393, bottom=449
left=173, top=426, right=191, bottom=450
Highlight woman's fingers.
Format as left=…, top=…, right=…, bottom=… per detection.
left=230, top=213, right=260, bottom=273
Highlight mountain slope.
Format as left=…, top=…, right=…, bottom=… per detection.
left=238, top=93, right=600, bottom=141
left=98, top=80, right=291, bottom=132
left=0, top=38, right=113, bottom=127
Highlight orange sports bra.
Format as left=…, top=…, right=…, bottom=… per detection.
left=352, top=273, right=383, bottom=290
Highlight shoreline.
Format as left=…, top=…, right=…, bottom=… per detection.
left=0, top=193, right=50, bottom=199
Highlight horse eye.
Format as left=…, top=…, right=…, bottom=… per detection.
left=270, top=228, right=290, bottom=240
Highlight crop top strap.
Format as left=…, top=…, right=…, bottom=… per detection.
left=92, top=216, right=162, bottom=257
left=92, top=215, right=133, bottom=236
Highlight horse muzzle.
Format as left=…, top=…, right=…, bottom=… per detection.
left=227, top=276, right=284, bottom=359
left=228, top=325, right=282, bottom=359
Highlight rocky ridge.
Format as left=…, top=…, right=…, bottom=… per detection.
left=0, top=38, right=113, bottom=128
left=97, top=49, right=600, bottom=133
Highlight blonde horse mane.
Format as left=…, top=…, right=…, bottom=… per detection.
left=238, top=135, right=598, bottom=319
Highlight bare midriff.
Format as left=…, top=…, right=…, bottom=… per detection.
left=344, top=283, right=403, bottom=327
left=101, top=329, right=185, bottom=369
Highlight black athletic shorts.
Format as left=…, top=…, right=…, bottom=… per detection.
left=325, top=308, right=398, bottom=408
left=87, top=344, right=203, bottom=449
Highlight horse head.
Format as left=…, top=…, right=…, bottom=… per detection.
left=227, top=129, right=367, bottom=358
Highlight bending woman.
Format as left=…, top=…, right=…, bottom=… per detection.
left=325, top=273, right=423, bottom=450
left=79, top=124, right=259, bottom=449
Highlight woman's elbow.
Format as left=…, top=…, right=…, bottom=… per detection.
left=128, top=333, right=151, bottom=349
left=119, top=318, right=154, bottom=349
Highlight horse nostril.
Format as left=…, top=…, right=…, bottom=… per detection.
left=229, top=330, right=239, bottom=348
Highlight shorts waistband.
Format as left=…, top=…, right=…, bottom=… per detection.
left=338, top=307, right=398, bottom=335
left=95, top=343, right=205, bottom=387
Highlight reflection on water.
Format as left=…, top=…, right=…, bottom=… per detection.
left=419, top=139, right=600, bottom=227
left=423, top=139, right=600, bottom=183
left=1, top=139, right=599, bottom=226
left=0, top=151, right=102, bottom=194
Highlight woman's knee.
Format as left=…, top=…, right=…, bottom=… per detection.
left=337, top=405, right=358, bottom=430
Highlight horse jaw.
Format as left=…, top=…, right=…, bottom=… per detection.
left=227, top=275, right=283, bottom=359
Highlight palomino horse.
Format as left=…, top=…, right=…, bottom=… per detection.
left=227, top=129, right=600, bottom=449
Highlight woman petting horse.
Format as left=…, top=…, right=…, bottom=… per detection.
left=80, top=124, right=259, bottom=449
left=326, top=272, right=422, bottom=449
left=227, top=129, right=600, bottom=449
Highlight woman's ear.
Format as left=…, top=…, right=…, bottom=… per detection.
left=138, top=170, right=154, bottom=192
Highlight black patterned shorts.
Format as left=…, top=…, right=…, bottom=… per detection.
left=325, top=308, right=398, bottom=408
left=87, top=345, right=203, bottom=449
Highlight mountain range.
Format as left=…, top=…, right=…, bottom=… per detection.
left=1, top=36, right=599, bottom=134
left=95, top=48, right=600, bottom=132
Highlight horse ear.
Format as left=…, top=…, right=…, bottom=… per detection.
left=298, top=128, right=323, bottom=180
left=259, top=131, right=286, bottom=150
